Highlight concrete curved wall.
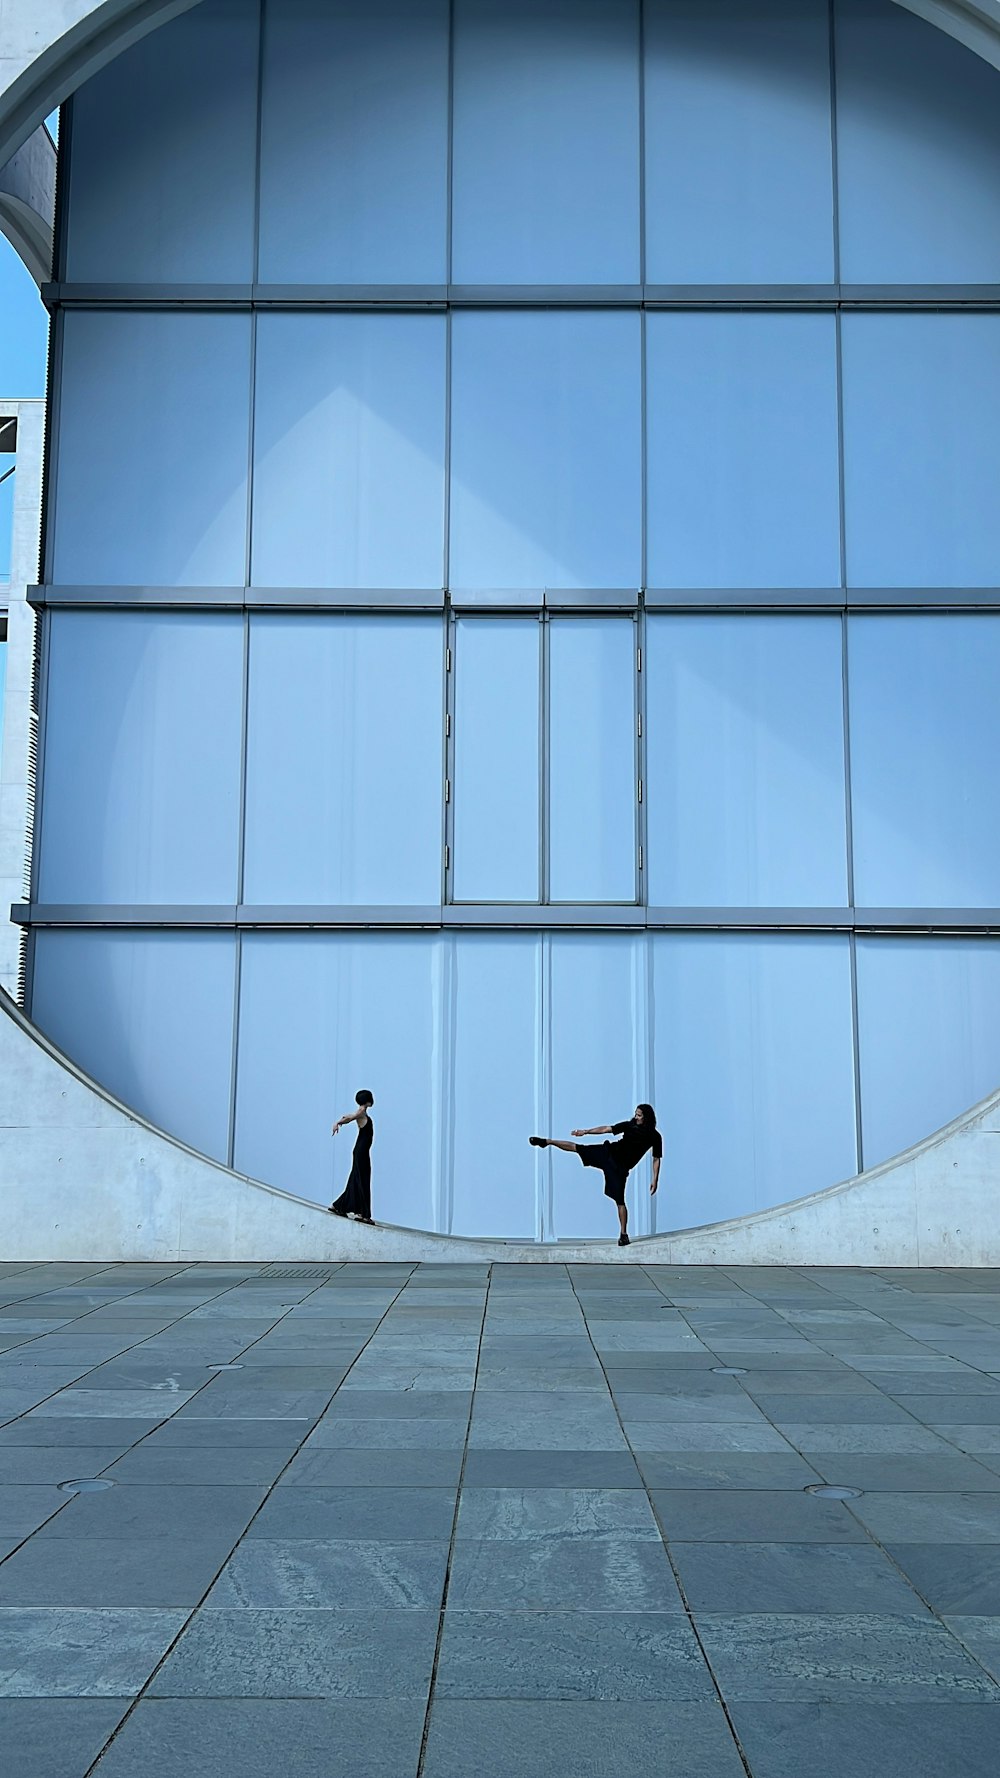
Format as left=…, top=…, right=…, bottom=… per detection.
left=2, top=986, right=998, bottom=1264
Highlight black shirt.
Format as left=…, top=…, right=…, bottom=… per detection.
left=610, top=1119, right=662, bottom=1173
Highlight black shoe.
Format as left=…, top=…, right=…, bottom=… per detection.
left=618, top=1233, right=630, bottom=1247
left=529, top=1136, right=547, bottom=1148
left=329, top=1206, right=348, bottom=1217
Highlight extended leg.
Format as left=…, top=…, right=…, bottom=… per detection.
left=530, top=1138, right=579, bottom=1154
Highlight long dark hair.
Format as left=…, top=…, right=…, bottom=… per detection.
left=637, top=1102, right=656, bottom=1129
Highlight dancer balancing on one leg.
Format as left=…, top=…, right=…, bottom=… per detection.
left=530, top=1104, right=661, bottom=1247
left=329, top=1089, right=375, bottom=1223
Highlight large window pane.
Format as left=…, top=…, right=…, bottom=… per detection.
left=857, top=938, right=1000, bottom=1169
left=451, top=936, right=540, bottom=1238
left=37, top=612, right=243, bottom=904
left=849, top=616, right=1000, bottom=907
left=450, top=311, right=641, bottom=592
left=651, top=934, right=857, bottom=1227
left=646, top=314, right=840, bottom=589
left=549, top=618, right=636, bottom=902
left=243, top=615, right=444, bottom=905
left=51, top=312, right=251, bottom=587
left=258, top=0, right=449, bottom=283
left=31, top=931, right=237, bottom=1163
left=64, top=0, right=259, bottom=283
left=452, top=0, right=639, bottom=284
left=453, top=618, right=539, bottom=901
left=841, top=315, right=1000, bottom=588
left=549, top=934, right=648, bottom=1239
left=235, top=933, right=438, bottom=1227
left=645, top=0, right=835, bottom=284
left=646, top=615, right=848, bottom=907
left=251, top=314, right=446, bottom=589
left=835, top=0, right=1000, bottom=284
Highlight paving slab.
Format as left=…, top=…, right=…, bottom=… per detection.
left=670, top=1541, right=925, bottom=1614
left=148, top=1608, right=438, bottom=1698
left=888, top=1544, right=1000, bottom=1614
left=435, top=1609, right=715, bottom=1700
left=726, top=1702, right=1000, bottom=1778
left=86, top=1697, right=426, bottom=1778
left=247, top=1484, right=457, bottom=1542
left=0, top=1697, right=129, bottom=1778
left=0, top=1608, right=187, bottom=1696
left=0, top=1537, right=238, bottom=1607
left=421, top=1701, right=746, bottom=1778
left=205, top=1538, right=449, bottom=1609
left=695, top=1612, right=998, bottom=1702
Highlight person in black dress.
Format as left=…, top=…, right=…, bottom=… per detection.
left=329, top=1089, right=375, bottom=1223
left=530, top=1103, right=661, bottom=1246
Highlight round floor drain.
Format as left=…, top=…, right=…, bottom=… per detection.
left=805, top=1483, right=863, bottom=1500
left=207, top=1362, right=244, bottom=1371
left=711, top=1366, right=748, bottom=1376
left=59, top=1478, right=113, bottom=1495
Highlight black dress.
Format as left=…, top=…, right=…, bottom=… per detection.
left=331, top=1117, right=374, bottom=1220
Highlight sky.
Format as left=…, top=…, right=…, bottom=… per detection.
left=0, top=115, right=58, bottom=576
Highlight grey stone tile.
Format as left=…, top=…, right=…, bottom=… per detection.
left=634, top=1451, right=821, bottom=1490
left=27, top=1390, right=195, bottom=1419
left=0, top=1417, right=162, bottom=1448
left=305, top=1416, right=467, bottom=1450
left=0, top=1447, right=126, bottom=1484
left=421, top=1701, right=746, bottom=1778
left=67, top=1364, right=212, bottom=1392
left=0, top=1698, right=130, bottom=1778
left=320, top=1391, right=471, bottom=1419
left=672, top=1542, right=924, bottom=1614
left=461, top=1450, right=642, bottom=1488
left=804, top=1453, right=1000, bottom=1492
left=936, top=1426, right=1000, bottom=1454
left=173, top=1387, right=333, bottom=1421
left=614, top=1391, right=767, bottom=1424
left=849, top=1492, right=1000, bottom=1544
left=878, top=1372, right=1000, bottom=1396
left=140, top=1418, right=307, bottom=1451
left=206, top=1538, right=448, bottom=1609
left=446, top=1538, right=684, bottom=1612
left=624, top=1422, right=795, bottom=1453
left=727, top=1702, right=1000, bottom=1778
left=747, top=1394, right=917, bottom=1424
left=889, top=1545, right=1000, bottom=1614
left=0, top=1538, right=237, bottom=1608
left=103, top=1446, right=290, bottom=1486
left=696, top=1612, right=997, bottom=1701
left=148, top=1608, right=438, bottom=1698
left=83, top=1698, right=426, bottom=1778
left=435, top=1610, right=714, bottom=1700
left=38, top=1483, right=265, bottom=1542
left=474, top=1367, right=607, bottom=1392
left=456, top=1488, right=659, bottom=1541
left=247, top=1485, right=456, bottom=1542
left=468, top=1397, right=626, bottom=1452
left=650, top=1489, right=865, bottom=1544
left=945, top=1616, right=1000, bottom=1683
left=341, top=1358, right=477, bottom=1391
left=0, top=1484, right=67, bottom=1537
left=0, top=1608, right=186, bottom=1697
left=775, top=1423, right=952, bottom=1454
left=905, top=1398, right=1000, bottom=1424
left=736, top=1370, right=878, bottom=1395
left=279, top=1446, right=463, bottom=1488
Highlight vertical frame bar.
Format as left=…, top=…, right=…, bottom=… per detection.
left=540, top=609, right=550, bottom=905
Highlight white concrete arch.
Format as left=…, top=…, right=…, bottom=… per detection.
left=2, top=0, right=1000, bottom=281
left=2, top=985, right=999, bottom=1264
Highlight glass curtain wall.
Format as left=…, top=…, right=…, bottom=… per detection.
left=26, top=0, right=1000, bottom=1237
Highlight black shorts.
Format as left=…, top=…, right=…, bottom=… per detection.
left=577, top=1143, right=628, bottom=1205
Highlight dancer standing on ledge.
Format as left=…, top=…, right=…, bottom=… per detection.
left=530, top=1104, right=661, bottom=1246
left=329, top=1089, right=375, bottom=1223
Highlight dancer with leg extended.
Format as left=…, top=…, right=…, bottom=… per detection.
left=530, top=1104, right=661, bottom=1246
left=329, top=1089, right=375, bottom=1223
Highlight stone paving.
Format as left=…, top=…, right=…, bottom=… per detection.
left=1, top=1261, right=1000, bottom=1776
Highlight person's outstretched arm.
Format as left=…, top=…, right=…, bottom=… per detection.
left=571, top=1124, right=613, bottom=1136
left=332, top=1109, right=363, bottom=1135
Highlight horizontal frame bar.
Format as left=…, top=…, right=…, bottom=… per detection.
left=16, top=903, right=1000, bottom=935
left=32, top=586, right=1000, bottom=614
left=42, top=282, right=1000, bottom=312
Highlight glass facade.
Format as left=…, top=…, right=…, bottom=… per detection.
left=26, top=0, right=1000, bottom=1238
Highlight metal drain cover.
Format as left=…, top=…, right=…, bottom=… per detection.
left=59, top=1479, right=113, bottom=1495
left=805, top=1483, right=863, bottom=1500
left=257, top=1265, right=337, bottom=1280
left=711, top=1366, right=748, bottom=1376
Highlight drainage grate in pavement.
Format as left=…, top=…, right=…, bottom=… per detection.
left=256, top=1265, right=338, bottom=1280
left=59, top=1479, right=114, bottom=1494
left=805, top=1483, right=864, bottom=1500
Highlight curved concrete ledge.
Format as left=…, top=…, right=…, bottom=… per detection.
left=1, top=987, right=998, bottom=1263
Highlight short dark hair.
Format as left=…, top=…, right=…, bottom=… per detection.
left=355, top=1089, right=374, bottom=1107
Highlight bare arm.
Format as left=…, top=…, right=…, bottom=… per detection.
left=331, top=1109, right=363, bottom=1136
left=570, top=1124, right=614, bottom=1137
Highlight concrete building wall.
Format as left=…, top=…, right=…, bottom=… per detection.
left=0, top=396, right=42, bottom=996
